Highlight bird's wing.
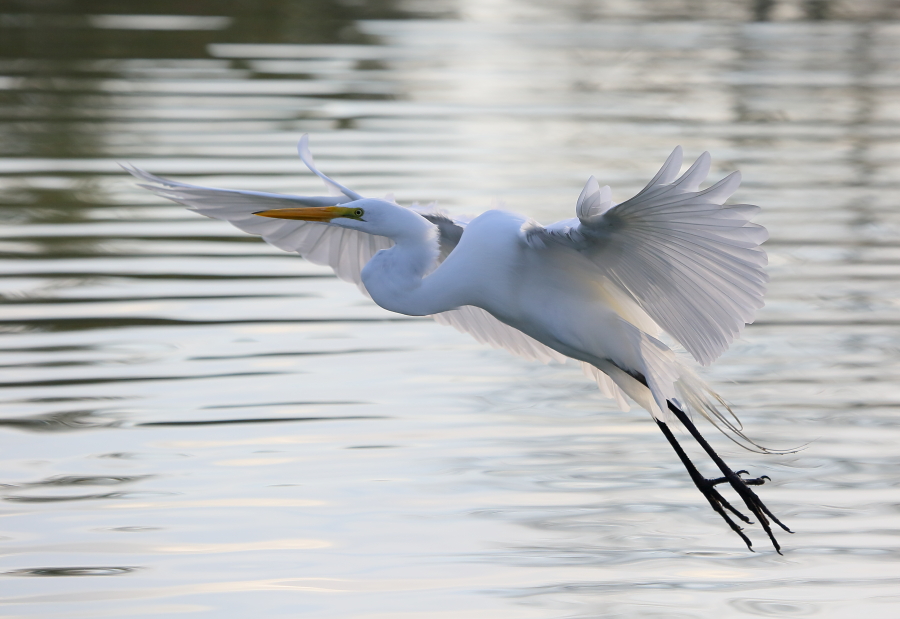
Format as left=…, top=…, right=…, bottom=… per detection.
left=124, top=163, right=393, bottom=294
left=524, top=147, right=768, bottom=366
left=432, top=305, right=568, bottom=364
left=432, top=307, right=629, bottom=408
left=123, top=136, right=466, bottom=295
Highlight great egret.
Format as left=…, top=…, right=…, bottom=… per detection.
left=125, top=136, right=791, bottom=553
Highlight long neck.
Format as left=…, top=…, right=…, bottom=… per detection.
left=361, top=216, right=460, bottom=316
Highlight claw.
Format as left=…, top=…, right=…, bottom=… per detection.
left=666, top=403, right=792, bottom=554
left=701, top=479, right=754, bottom=525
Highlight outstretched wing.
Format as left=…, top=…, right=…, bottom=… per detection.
left=124, top=163, right=393, bottom=294
left=433, top=305, right=567, bottom=364
left=123, top=135, right=467, bottom=294
left=431, top=306, right=631, bottom=408
left=524, top=148, right=768, bottom=366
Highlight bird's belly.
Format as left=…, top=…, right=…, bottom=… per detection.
left=448, top=210, right=637, bottom=365
left=477, top=261, right=626, bottom=365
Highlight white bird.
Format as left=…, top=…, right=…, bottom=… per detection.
left=125, top=136, right=791, bottom=552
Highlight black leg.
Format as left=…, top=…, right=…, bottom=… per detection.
left=656, top=418, right=756, bottom=551
left=657, top=401, right=792, bottom=554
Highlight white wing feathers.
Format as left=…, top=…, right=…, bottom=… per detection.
left=296, top=135, right=362, bottom=202
left=433, top=305, right=568, bottom=365
left=429, top=307, right=637, bottom=407
left=122, top=142, right=393, bottom=294
left=582, top=363, right=630, bottom=410
left=527, top=147, right=768, bottom=366
left=576, top=176, right=614, bottom=220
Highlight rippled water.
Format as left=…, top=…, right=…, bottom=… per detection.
left=3, top=2, right=900, bottom=617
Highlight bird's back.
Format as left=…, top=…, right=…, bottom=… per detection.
left=432, top=209, right=653, bottom=375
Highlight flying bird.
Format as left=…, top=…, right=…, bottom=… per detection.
left=125, top=136, right=791, bottom=552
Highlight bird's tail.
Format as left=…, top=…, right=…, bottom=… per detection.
left=587, top=329, right=795, bottom=455
left=671, top=365, right=788, bottom=454
left=638, top=331, right=800, bottom=454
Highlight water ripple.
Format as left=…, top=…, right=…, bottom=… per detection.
left=2, top=3, right=900, bottom=618
left=137, top=415, right=385, bottom=427
left=5, top=566, right=139, bottom=577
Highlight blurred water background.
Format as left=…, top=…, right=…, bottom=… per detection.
left=2, top=0, right=900, bottom=617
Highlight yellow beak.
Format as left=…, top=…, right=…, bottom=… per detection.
left=253, top=206, right=357, bottom=222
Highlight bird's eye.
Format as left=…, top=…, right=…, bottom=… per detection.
left=354, top=209, right=364, bottom=217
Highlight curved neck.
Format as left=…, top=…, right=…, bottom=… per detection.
left=361, top=215, right=460, bottom=316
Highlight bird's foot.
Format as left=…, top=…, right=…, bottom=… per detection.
left=693, top=467, right=790, bottom=553
left=706, top=466, right=792, bottom=554
left=659, top=404, right=792, bottom=554
left=691, top=471, right=756, bottom=549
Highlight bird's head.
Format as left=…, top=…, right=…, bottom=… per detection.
left=254, top=197, right=430, bottom=241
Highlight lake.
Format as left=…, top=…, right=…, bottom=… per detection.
left=2, top=1, right=900, bottom=617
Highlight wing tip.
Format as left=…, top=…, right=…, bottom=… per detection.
left=297, top=133, right=312, bottom=164
left=121, top=163, right=172, bottom=188
left=647, top=146, right=684, bottom=188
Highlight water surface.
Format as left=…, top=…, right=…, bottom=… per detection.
left=2, top=2, right=900, bottom=617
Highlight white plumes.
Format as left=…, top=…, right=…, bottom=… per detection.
left=582, top=362, right=630, bottom=411
left=432, top=305, right=568, bottom=366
